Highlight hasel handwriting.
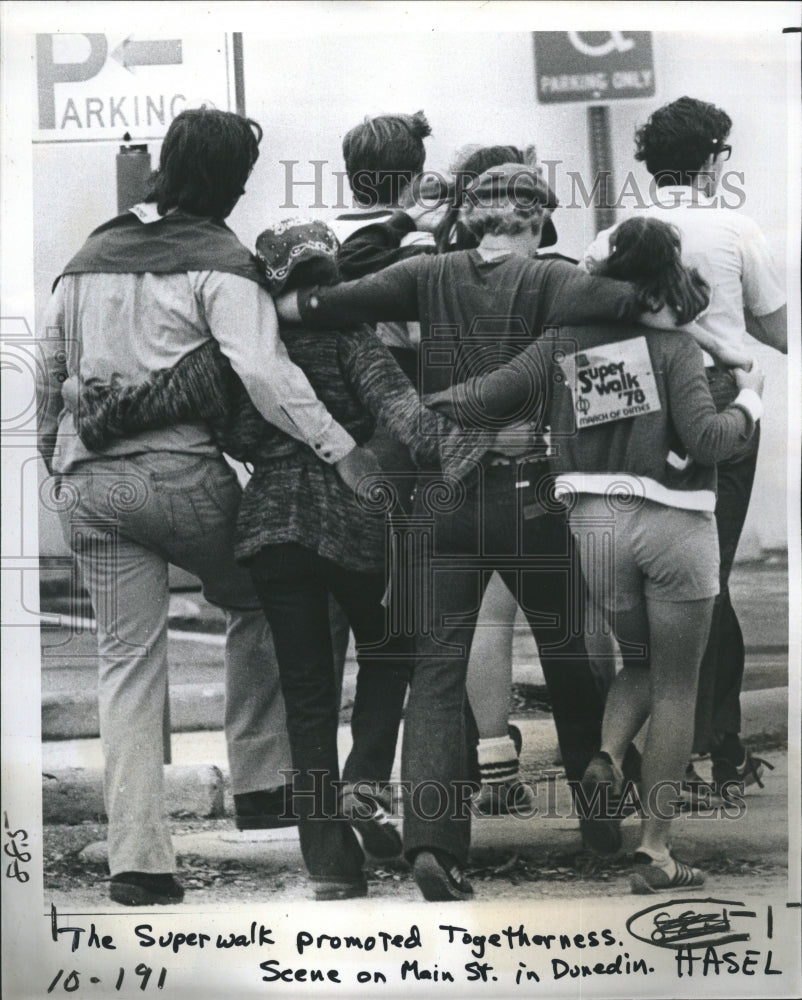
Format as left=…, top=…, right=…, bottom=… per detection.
left=44, top=907, right=788, bottom=987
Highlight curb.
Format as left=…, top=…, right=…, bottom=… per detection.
left=43, top=764, right=225, bottom=824
left=739, top=686, right=789, bottom=743
left=41, top=667, right=787, bottom=742
left=43, top=683, right=226, bottom=741
left=41, top=688, right=788, bottom=826
left=75, top=751, right=788, bottom=871
left=42, top=678, right=363, bottom=742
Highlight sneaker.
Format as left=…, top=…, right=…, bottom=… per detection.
left=412, top=851, right=474, bottom=902
left=630, top=851, right=705, bottom=894
left=474, top=778, right=537, bottom=816
left=577, top=752, right=623, bottom=855
left=311, top=875, right=368, bottom=902
left=712, top=750, right=774, bottom=802
left=234, top=787, right=298, bottom=830
left=109, top=872, right=185, bottom=906
left=340, top=786, right=402, bottom=859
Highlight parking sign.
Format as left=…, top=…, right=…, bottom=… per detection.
left=35, top=33, right=234, bottom=143
left=534, top=31, right=655, bottom=103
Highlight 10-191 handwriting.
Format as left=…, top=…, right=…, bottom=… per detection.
left=47, top=966, right=167, bottom=993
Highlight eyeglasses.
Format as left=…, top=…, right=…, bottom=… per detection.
left=715, top=144, right=732, bottom=162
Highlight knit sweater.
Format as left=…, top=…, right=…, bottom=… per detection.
left=444, top=323, right=761, bottom=512
left=235, top=328, right=487, bottom=570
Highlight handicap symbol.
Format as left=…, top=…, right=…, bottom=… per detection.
left=568, top=31, right=635, bottom=57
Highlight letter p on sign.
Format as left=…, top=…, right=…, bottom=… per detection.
left=37, top=34, right=108, bottom=129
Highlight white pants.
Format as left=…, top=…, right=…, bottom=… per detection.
left=58, top=451, right=292, bottom=874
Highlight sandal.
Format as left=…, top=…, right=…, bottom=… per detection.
left=630, top=851, right=705, bottom=894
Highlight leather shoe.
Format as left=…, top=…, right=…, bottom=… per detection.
left=311, top=875, right=368, bottom=901
left=234, top=786, right=298, bottom=830
left=109, top=872, right=184, bottom=906
left=341, top=786, right=402, bottom=859
left=412, top=851, right=473, bottom=902
left=576, top=751, right=624, bottom=855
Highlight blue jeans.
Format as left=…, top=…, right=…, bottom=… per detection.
left=693, top=369, right=761, bottom=753
left=401, top=463, right=604, bottom=865
left=247, top=543, right=410, bottom=881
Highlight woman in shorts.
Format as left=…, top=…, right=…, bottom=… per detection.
left=433, top=216, right=764, bottom=892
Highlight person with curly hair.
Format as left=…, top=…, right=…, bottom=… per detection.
left=584, top=96, right=786, bottom=800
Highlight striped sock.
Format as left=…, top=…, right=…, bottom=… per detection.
left=477, top=736, right=519, bottom=785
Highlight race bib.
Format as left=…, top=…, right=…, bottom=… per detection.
left=559, top=336, right=661, bottom=428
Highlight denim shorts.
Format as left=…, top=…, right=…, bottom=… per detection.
left=570, top=495, right=720, bottom=610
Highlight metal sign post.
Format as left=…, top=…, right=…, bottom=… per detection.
left=116, top=134, right=151, bottom=213
left=587, top=105, right=616, bottom=235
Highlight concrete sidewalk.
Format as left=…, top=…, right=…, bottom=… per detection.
left=63, top=711, right=789, bottom=875
left=42, top=685, right=789, bottom=823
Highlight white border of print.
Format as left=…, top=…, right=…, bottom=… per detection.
left=2, top=3, right=800, bottom=999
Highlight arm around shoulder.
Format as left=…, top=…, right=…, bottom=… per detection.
left=199, top=271, right=355, bottom=462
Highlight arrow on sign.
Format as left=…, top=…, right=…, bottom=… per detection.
left=111, top=38, right=183, bottom=72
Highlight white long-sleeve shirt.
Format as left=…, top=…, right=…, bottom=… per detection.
left=38, top=269, right=355, bottom=474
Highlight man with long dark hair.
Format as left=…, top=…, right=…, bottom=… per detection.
left=37, top=107, right=374, bottom=905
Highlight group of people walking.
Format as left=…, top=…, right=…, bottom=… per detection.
left=38, top=94, right=786, bottom=904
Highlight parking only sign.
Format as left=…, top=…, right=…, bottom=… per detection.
left=534, top=31, right=655, bottom=103
left=34, top=33, right=234, bottom=142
